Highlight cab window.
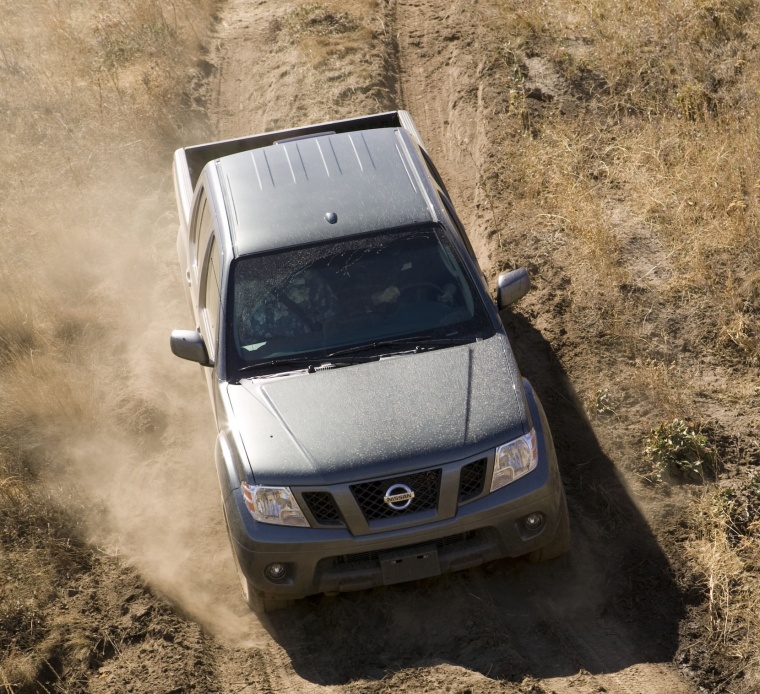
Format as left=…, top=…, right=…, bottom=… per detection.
left=193, top=194, right=213, bottom=276
left=440, top=194, right=477, bottom=260
left=202, top=235, right=221, bottom=357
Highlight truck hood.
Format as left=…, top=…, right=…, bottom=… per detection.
left=226, top=333, right=526, bottom=486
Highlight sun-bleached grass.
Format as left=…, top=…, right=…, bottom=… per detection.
left=489, top=0, right=760, bottom=369
left=0, top=0, right=212, bottom=191
left=686, top=488, right=760, bottom=690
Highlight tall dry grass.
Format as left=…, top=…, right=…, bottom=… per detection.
left=686, top=487, right=760, bottom=687
left=492, top=0, right=760, bottom=360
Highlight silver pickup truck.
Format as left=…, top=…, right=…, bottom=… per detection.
left=170, top=111, right=569, bottom=612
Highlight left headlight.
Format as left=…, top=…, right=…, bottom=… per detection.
left=241, top=483, right=310, bottom=527
left=490, top=429, right=538, bottom=492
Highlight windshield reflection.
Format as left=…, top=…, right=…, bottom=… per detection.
left=227, top=226, right=493, bottom=374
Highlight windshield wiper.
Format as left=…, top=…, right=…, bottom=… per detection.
left=237, top=354, right=374, bottom=376
left=327, top=335, right=474, bottom=358
left=238, top=335, right=478, bottom=376
left=238, top=356, right=323, bottom=374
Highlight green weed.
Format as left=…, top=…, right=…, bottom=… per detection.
left=645, top=419, right=716, bottom=483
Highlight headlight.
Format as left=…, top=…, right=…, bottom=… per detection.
left=241, top=483, right=310, bottom=527
left=490, top=429, right=538, bottom=492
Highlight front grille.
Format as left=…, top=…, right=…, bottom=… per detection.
left=302, top=491, right=344, bottom=526
left=350, top=469, right=441, bottom=521
left=334, top=531, right=475, bottom=565
left=458, top=458, right=487, bottom=503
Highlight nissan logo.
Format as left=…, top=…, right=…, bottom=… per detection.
left=384, top=483, right=415, bottom=511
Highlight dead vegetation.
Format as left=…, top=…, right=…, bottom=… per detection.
left=464, top=0, right=760, bottom=689
left=0, top=0, right=215, bottom=690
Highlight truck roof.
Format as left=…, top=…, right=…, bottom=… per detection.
left=216, top=127, right=435, bottom=256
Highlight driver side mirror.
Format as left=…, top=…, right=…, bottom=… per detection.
left=170, top=329, right=212, bottom=366
left=497, top=268, right=531, bottom=309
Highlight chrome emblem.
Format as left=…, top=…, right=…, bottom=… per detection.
left=384, top=483, right=415, bottom=510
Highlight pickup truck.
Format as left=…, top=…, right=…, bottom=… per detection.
left=170, top=111, right=570, bottom=612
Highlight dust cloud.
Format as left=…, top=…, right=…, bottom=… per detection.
left=52, top=172, right=268, bottom=644
left=3, top=167, right=265, bottom=643
left=0, top=0, right=269, bottom=645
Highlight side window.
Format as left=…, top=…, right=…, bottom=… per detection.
left=194, top=195, right=213, bottom=277
left=417, top=145, right=478, bottom=261
left=440, top=194, right=477, bottom=260
left=202, top=236, right=221, bottom=357
left=190, top=190, right=206, bottom=253
left=421, top=148, right=451, bottom=199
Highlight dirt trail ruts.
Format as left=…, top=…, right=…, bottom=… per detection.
left=394, top=0, right=496, bottom=275
left=189, top=1, right=699, bottom=692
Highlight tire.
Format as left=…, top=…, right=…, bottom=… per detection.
left=224, top=512, right=294, bottom=613
left=246, top=586, right=295, bottom=614
left=527, top=486, right=571, bottom=563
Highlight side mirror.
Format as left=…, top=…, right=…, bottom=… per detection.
left=170, top=329, right=212, bottom=366
left=497, top=268, right=531, bottom=309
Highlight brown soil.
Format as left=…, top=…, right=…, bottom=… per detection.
left=3, top=0, right=759, bottom=692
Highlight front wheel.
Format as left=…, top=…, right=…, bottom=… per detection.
left=224, top=512, right=294, bottom=613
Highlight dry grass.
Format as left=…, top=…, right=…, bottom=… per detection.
left=686, top=488, right=760, bottom=688
left=486, top=0, right=760, bottom=370
left=478, top=0, right=760, bottom=688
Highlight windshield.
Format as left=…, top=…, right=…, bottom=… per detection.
left=226, top=226, right=494, bottom=375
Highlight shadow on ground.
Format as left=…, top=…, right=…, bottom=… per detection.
left=261, top=311, right=683, bottom=685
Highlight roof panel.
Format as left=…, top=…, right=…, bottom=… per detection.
left=217, top=128, right=433, bottom=256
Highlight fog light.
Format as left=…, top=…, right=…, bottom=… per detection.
left=524, top=513, right=544, bottom=530
left=265, top=563, right=288, bottom=582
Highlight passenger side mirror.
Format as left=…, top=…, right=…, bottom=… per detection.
left=497, top=268, right=531, bottom=309
left=170, top=329, right=212, bottom=366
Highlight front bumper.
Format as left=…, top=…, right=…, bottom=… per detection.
left=225, top=479, right=562, bottom=599
left=222, top=381, right=564, bottom=600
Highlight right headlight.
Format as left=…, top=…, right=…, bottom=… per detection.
left=241, top=483, right=310, bottom=527
left=490, top=429, right=538, bottom=492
